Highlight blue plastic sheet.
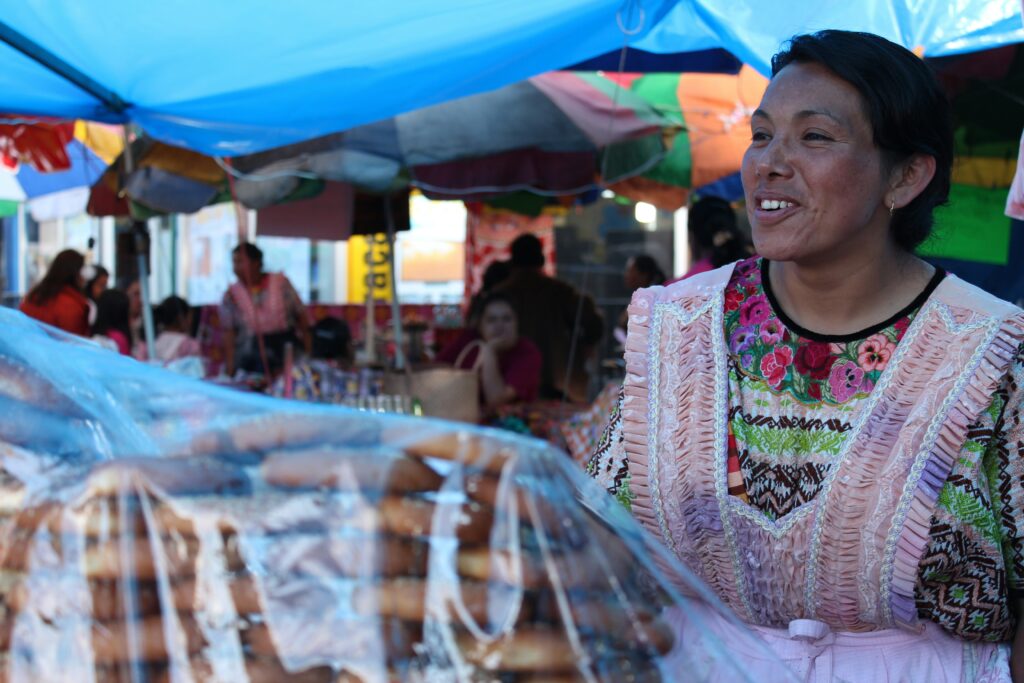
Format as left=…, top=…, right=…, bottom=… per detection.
left=646, top=0, right=1024, bottom=75
left=0, top=1, right=678, bottom=155
left=0, top=1, right=1019, bottom=155
left=0, top=306, right=797, bottom=681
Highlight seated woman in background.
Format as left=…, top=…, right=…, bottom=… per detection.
left=91, top=289, right=132, bottom=355
left=154, top=296, right=201, bottom=363
left=437, top=292, right=541, bottom=410
left=19, top=249, right=90, bottom=336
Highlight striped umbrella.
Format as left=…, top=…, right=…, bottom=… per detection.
left=228, top=71, right=676, bottom=207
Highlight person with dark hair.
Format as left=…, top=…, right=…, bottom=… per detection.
left=153, top=295, right=201, bottom=363
left=85, top=264, right=109, bottom=303
left=91, top=289, right=132, bottom=355
left=310, top=316, right=353, bottom=365
left=679, top=195, right=753, bottom=280
left=618, top=254, right=667, bottom=339
left=220, top=241, right=311, bottom=377
left=590, top=31, right=1024, bottom=678
left=83, top=263, right=110, bottom=327
left=494, top=233, right=604, bottom=401
left=465, top=259, right=513, bottom=328
left=624, top=254, right=666, bottom=291
left=19, top=249, right=90, bottom=336
left=437, top=291, right=541, bottom=410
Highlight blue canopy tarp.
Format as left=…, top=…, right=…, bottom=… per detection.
left=0, top=0, right=1019, bottom=156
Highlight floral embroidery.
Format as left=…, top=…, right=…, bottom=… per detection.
left=739, top=294, right=771, bottom=327
left=725, top=288, right=744, bottom=312
left=724, top=258, right=915, bottom=406
left=730, top=326, right=757, bottom=353
left=760, top=346, right=793, bottom=389
left=858, top=333, right=895, bottom=372
left=760, top=318, right=784, bottom=345
left=829, top=360, right=865, bottom=403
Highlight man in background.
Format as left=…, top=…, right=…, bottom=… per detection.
left=493, top=234, right=603, bottom=402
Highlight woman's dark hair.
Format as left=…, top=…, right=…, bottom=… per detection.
left=26, top=249, right=85, bottom=306
left=233, top=241, right=263, bottom=265
left=85, top=264, right=109, bottom=301
left=311, top=316, right=353, bottom=362
left=509, top=234, right=545, bottom=268
left=689, top=196, right=752, bottom=267
left=92, top=288, right=131, bottom=341
left=481, top=260, right=512, bottom=291
left=628, top=255, right=666, bottom=286
left=771, top=30, right=953, bottom=252
left=155, top=295, right=191, bottom=332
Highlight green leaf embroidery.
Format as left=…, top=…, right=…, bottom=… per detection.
left=731, top=419, right=847, bottom=457
left=616, top=472, right=636, bottom=512
left=937, top=485, right=1002, bottom=547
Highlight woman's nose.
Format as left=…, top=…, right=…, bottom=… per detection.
left=755, top=138, right=793, bottom=179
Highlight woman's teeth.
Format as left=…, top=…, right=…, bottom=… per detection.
left=760, top=200, right=794, bottom=210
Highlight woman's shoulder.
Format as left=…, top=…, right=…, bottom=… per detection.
left=638, top=258, right=749, bottom=305
left=932, top=272, right=1024, bottom=320
left=52, top=286, right=89, bottom=311
left=512, top=335, right=542, bottom=360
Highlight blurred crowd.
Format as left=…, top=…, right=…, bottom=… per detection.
left=15, top=197, right=751, bottom=419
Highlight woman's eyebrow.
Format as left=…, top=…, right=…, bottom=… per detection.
left=751, top=108, right=845, bottom=127
left=794, top=108, right=845, bottom=126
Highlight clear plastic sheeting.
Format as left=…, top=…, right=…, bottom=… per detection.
left=0, top=308, right=792, bottom=682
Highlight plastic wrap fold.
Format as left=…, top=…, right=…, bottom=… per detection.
left=0, top=309, right=788, bottom=682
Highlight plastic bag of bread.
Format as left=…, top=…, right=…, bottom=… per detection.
left=0, top=307, right=791, bottom=681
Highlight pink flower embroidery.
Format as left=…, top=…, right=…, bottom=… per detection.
left=760, top=319, right=784, bottom=345
left=857, top=333, right=895, bottom=372
left=739, top=295, right=771, bottom=327
left=759, top=345, right=794, bottom=389
left=829, top=360, right=865, bottom=403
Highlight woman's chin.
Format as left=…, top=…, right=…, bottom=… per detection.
left=751, top=235, right=813, bottom=264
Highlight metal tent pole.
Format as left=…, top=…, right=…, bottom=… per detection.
left=121, top=129, right=156, bottom=360
left=384, top=196, right=406, bottom=371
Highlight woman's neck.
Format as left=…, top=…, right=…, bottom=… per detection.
left=766, top=246, right=935, bottom=337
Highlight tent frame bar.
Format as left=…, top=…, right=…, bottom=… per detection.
left=0, top=20, right=128, bottom=114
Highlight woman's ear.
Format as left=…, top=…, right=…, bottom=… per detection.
left=888, top=153, right=936, bottom=211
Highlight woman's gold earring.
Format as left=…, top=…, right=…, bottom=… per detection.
left=889, top=198, right=896, bottom=216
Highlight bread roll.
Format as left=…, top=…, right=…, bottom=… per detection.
left=351, top=577, right=533, bottom=625
left=262, top=448, right=443, bottom=494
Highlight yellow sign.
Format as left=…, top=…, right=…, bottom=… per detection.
left=347, top=234, right=392, bottom=303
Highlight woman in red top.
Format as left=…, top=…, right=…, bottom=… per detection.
left=437, top=292, right=542, bottom=409
left=19, top=249, right=90, bottom=336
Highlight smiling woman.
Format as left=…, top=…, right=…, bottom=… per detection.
left=589, top=30, right=1024, bottom=682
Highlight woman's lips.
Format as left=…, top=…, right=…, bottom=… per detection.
left=752, top=202, right=799, bottom=226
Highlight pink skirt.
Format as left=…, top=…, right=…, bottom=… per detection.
left=663, top=603, right=1011, bottom=682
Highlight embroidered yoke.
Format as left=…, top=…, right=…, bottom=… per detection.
left=589, top=260, right=1024, bottom=641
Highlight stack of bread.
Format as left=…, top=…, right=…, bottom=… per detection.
left=0, top=407, right=687, bottom=682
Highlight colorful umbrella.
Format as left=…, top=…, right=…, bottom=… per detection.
left=228, top=71, right=675, bottom=206
left=604, top=66, right=768, bottom=209
left=0, top=130, right=113, bottom=221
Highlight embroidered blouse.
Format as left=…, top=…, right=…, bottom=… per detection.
left=588, top=257, right=1024, bottom=642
